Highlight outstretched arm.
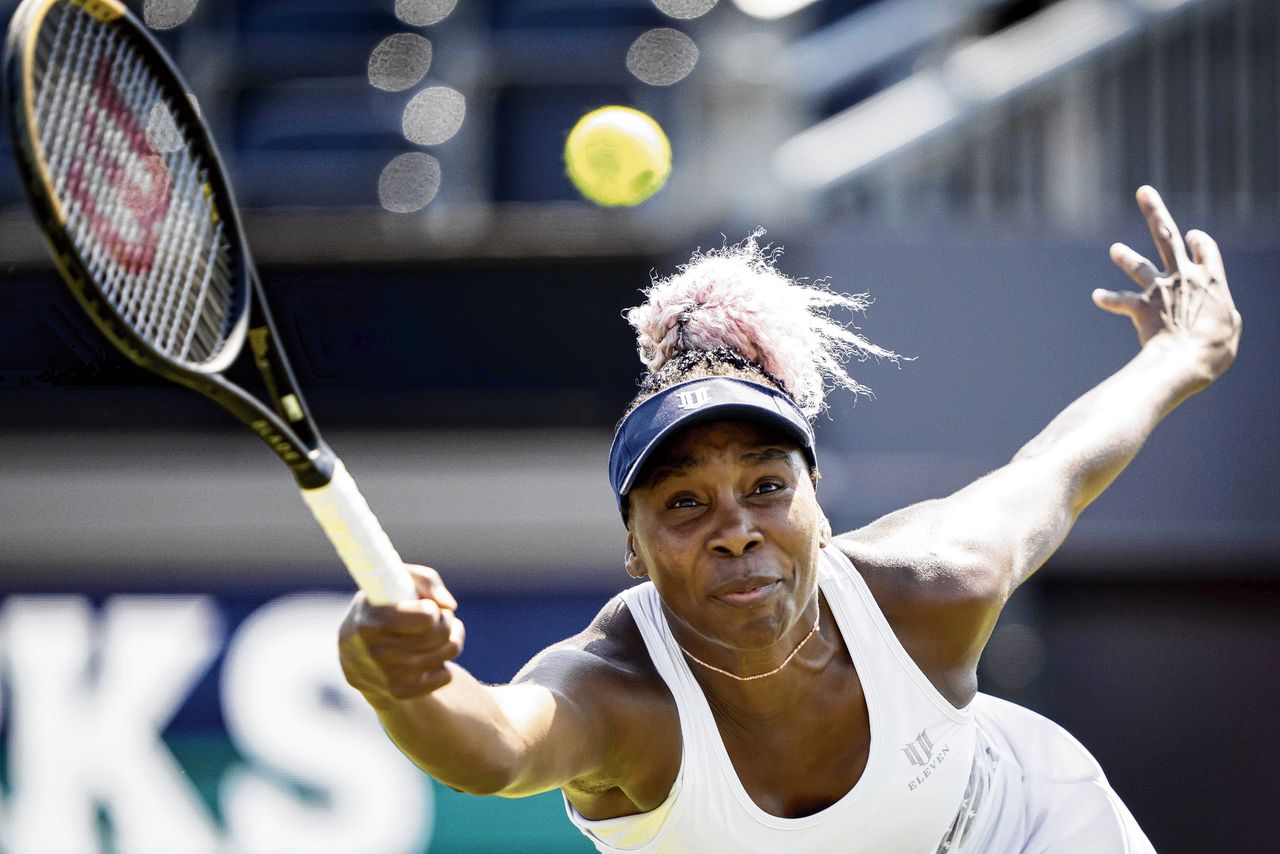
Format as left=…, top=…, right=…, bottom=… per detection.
left=338, top=568, right=633, bottom=799
left=840, top=187, right=1241, bottom=676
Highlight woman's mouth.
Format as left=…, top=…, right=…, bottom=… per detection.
left=716, top=579, right=781, bottom=606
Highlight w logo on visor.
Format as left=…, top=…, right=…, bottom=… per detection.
left=674, top=389, right=710, bottom=410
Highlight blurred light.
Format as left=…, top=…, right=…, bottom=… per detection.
left=401, top=86, right=466, bottom=145
left=395, top=0, right=458, bottom=27
left=143, top=0, right=199, bottom=30
left=780, top=0, right=1011, bottom=100
left=653, top=0, right=718, bottom=19
left=945, top=0, right=1133, bottom=101
left=626, top=28, right=699, bottom=87
left=776, top=0, right=1146, bottom=193
left=731, top=0, right=818, bottom=20
left=774, top=71, right=958, bottom=190
left=368, top=33, right=433, bottom=92
left=146, top=103, right=183, bottom=153
left=378, top=152, right=442, bottom=213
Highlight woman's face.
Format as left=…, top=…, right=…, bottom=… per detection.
left=625, top=419, right=830, bottom=659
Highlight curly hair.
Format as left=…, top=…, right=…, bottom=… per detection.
left=622, top=232, right=900, bottom=419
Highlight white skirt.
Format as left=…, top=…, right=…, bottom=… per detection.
left=965, top=693, right=1156, bottom=854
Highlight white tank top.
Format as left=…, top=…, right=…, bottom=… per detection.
left=565, top=547, right=1007, bottom=853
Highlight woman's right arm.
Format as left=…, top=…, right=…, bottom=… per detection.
left=338, top=565, right=622, bottom=798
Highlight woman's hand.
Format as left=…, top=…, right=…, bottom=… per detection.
left=1094, top=185, right=1241, bottom=386
left=339, top=565, right=465, bottom=706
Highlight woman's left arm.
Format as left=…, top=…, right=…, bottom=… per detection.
left=838, top=186, right=1241, bottom=678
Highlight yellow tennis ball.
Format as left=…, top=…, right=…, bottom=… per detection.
left=565, top=106, right=671, bottom=207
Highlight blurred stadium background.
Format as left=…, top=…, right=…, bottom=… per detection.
left=0, top=0, right=1276, bottom=851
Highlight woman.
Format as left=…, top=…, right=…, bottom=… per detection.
left=339, top=186, right=1240, bottom=852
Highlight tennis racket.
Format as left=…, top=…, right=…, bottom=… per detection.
left=3, top=0, right=416, bottom=605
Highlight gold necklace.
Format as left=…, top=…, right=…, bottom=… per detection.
left=677, top=599, right=821, bottom=682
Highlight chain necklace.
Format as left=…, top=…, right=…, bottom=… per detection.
left=677, top=599, right=821, bottom=682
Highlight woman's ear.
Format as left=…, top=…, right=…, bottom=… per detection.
left=624, top=532, right=648, bottom=579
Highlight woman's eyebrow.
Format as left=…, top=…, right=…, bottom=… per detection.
left=646, top=446, right=792, bottom=490
left=740, top=447, right=793, bottom=465
left=645, top=457, right=696, bottom=489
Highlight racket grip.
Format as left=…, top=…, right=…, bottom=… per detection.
left=300, top=458, right=417, bottom=605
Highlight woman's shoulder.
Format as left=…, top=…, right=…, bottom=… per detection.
left=830, top=535, right=991, bottom=707
left=513, top=591, right=674, bottom=715
left=833, top=511, right=1007, bottom=612
left=565, top=592, right=669, bottom=692
left=518, top=592, right=682, bottom=815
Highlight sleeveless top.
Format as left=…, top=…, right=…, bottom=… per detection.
left=564, top=546, right=1008, bottom=853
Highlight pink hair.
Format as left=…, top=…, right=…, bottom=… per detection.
left=626, top=232, right=900, bottom=418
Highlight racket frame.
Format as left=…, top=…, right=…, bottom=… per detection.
left=3, top=0, right=336, bottom=489
left=5, top=0, right=419, bottom=603
left=6, top=0, right=420, bottom=603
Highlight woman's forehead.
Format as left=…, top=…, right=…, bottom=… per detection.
left=646, top=419, right=805, bottom=471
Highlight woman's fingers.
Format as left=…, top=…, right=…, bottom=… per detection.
left=338, top=568, right=466, bottom=701
left=1109, top=242, right=1159, bottom=288
left=352, top=565, right=456, bottom=638
left=1185, top=229, right=1226, bottom=282
left=1137, top=185, right=1190, bottom=274
left=363, top=611, right=464, bottom=658
left=1095, top=186, right=1242, bottom=368
left=1091, top=288, right=1145, bottom=317
left=408, top=564, right=457, bottom=611
left=361, top=597, right=446, bottom=636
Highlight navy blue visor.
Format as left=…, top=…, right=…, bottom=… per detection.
left=608, top=376, right=817, bottom=513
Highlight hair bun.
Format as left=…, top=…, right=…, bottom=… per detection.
left=626, top=232, right=899, bottom=418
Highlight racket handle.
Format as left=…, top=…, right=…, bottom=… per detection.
left=300, top=458, right=417, bottom=605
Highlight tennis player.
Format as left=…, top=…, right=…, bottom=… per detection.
left=339, top=186, right=1239, bottom=852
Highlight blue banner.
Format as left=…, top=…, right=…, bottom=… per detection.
left=0, top=590, right=605, bottom=853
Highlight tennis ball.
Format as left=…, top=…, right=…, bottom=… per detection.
left=564, top=106, right=671, bottom=207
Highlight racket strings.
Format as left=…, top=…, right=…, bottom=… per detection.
left=37, top=8, right=97, bottom=203
left=90, top=45, right=230, bottom=362
left=30, top=2, right=239, bottom=367
left=32, top=3, right=79, bottom=155
left=150, top=152, right=212, bottom=352
left=89, top=34, right=152, bottom=314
